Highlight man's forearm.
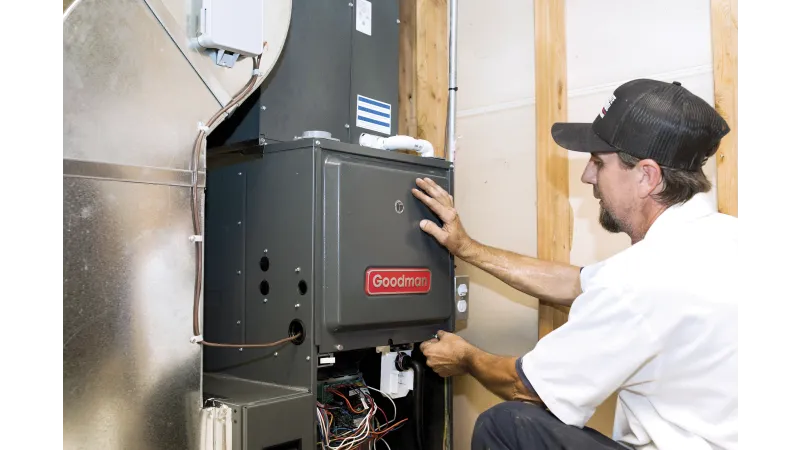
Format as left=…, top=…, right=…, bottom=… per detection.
left=460, top=240, right=582, bottom=307
left=463, top=346, right=541, bottom=404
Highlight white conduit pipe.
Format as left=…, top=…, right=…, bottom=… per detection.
left=446, top=0, right=458, bottom=163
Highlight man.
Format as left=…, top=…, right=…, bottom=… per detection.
left=413, top=79, right=737, bottom=450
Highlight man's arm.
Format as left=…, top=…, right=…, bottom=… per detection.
left=419, top=331, right=541, bottom=404
left=464, top=347, right=541, bottom=404
left=460, top=242, right=581, bottom=306
left=412, top=178, right=581, bottom=306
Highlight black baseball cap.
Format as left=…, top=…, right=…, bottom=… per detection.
left=551, top=79, right=730, bottom=171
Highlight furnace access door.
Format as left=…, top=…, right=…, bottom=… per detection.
left=318, top=146, right=454, bottom=352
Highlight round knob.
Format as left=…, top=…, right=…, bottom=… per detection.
left=457, top=300, right=467, bottom=313
left=457, top=284, right=468, bottom=297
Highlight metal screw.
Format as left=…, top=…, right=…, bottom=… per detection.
left=306, top=356, right=311, bottom=361
left=720, top=154, right=725, bottom=161
left=315, top=140, right=321, bottom=145
left=344, top=123, right=350, bottom=129
left=236, top=320, right=241, bottom=325
left=264, top=248, right=268, bottom=253
left=259, top=137, right=266, bottom=145
left=295, top=267, right=301, bottom=273
left=295, top=303, right=301, bottom=309
left=397, top=19, right=400, bottom=24
left=237, top=172, right=242, bottom=176
left=237, top=270, right=242, bottom=275
left=335, top=344, right=344, bottom=351
left=239, top=348, right=243, bottom=352
left=349, top=2, right=353, bottom=6
left=260, top=106, right=267, bottom=111
left=274, top=352, right=279, bottom=357
left=237, top=221, right=241, bottom=225
left=263, top=298, right=268, bottom=303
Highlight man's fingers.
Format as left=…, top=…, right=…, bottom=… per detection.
left=419, top=219, right=449, bottom=244
left=411, top=188, right=449, bottom=218
left=424, top=178, right=452, bottom=205
left=413, top=188, right=456, bottom=224
left=420, top=338, right=440, bottom=353
left=417, top=178, right=452, bottom=206
left=419, top=177, right=452, bottom=207
left=415, top=177, right=436, bottom=194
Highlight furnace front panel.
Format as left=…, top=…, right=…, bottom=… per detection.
left=204, top=138, right=455, bottom=374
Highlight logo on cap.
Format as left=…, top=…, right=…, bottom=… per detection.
left=599, top=94, right=616, bottom=119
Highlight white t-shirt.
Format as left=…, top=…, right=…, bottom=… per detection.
left=517, top=192, right=738, bottom=450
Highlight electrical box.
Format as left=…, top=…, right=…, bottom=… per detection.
left=197, top=0, right=264, bottom=67
left=207, top=0, right=400, bottom=147
left=203, top=139, right=455, bottom=449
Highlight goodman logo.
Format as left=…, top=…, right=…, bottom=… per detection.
left=365, top=268, right=432, bottom=296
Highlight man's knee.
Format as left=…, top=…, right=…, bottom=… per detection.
left=472, top=402, right=551, bottom=449
left=478, top=401, right=549, bottom=425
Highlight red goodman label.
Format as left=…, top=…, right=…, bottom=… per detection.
left=364, top=268, right=432, bottom=295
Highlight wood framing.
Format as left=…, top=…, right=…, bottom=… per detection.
left=398, top=0, right=449, bottom=158
left=534, top=0, right=571, bottom=339
left=711, top=0, right=738, bottom=217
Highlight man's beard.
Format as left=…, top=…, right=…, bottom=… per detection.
left=599, top=205, right=625, bottom=233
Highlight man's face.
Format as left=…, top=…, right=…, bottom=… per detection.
left=580, top=152, right=638, bottom=234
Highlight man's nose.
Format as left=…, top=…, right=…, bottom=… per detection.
left=581, top=161, right=595, bottom=185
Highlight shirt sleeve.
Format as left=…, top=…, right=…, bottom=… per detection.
left=518, top=284, right=659, bottom=427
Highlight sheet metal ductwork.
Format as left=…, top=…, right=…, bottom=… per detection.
left=63, top=1, right=290, bottom=448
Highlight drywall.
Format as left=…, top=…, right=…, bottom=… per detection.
left=452, top=0, right=717, bottom=445
left=451, top=1, right=537, bottom=448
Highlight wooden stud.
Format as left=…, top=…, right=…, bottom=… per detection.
left=711, top=0, right=738, bottom=217
left=398, top=0, right=417, bottom=139
left=534, top=0, right=571, bottom=339
left=398, top=0, right=449, bottom=158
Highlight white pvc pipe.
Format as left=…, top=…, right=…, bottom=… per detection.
left=359, top=133, right=435, bottom=158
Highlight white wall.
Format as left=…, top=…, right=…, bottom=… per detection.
left=452, top=0, right=717, bottom=445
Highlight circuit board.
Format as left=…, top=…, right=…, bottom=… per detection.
left=316, top=374, right=368, bottom=403
left=317, top=374, right=371, bottom=430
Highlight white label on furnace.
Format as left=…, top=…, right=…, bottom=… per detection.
left=356, top=0, right=372, bottom=36
left=356, top=95, right=392, bottom=135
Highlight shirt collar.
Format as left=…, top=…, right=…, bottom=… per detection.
left=644, top=192, right=717, bottom=241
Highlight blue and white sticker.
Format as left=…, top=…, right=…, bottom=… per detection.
left=356, top=95, right=392, bottom=135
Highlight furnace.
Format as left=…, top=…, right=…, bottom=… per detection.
left=202, top=137, right=465, bottom=449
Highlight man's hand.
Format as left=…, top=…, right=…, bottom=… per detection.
left=419, top=330, right=475, bottom=377
left=412, top=178, right=474, bottom=258
left=422, top=331, right=543, bottom=404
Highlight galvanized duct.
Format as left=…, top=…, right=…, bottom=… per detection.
left=62, top=1, right=291, bottom=448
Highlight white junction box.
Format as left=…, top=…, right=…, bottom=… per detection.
left=198, top=0, right=264, bottom=67
left=379, top=350, right=414, bottom=399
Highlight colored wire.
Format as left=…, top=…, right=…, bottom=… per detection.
left=316, top=382, right=405, bottom=450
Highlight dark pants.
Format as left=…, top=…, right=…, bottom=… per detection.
left=471, top=401, right=629, bottom=450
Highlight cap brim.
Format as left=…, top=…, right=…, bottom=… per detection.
left=551, top=123, right=618, bottom=154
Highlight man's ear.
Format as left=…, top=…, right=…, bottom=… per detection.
left=638, top=159, right=663, bottom=198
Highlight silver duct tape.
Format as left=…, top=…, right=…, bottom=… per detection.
left=64, top=159, right=206, bottom=187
